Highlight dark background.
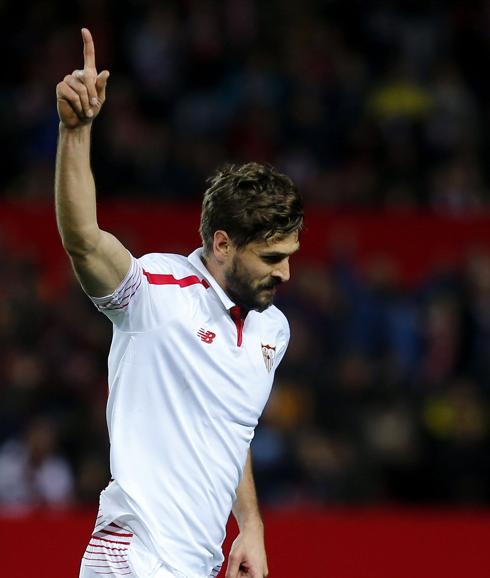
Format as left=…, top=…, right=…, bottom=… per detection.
left=1, top=0, right=490, bottom=510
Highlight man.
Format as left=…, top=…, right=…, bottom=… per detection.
left=55, top=29, right=303, bottom=578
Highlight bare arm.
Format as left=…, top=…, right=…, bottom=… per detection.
left=55, top=28, right=130, bottom=297
left=226, top=450, right=268, bottom=578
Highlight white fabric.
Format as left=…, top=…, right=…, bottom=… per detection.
left=79, top=502, right=189, bottom=578
left=88, top=248, right=290, bottom=578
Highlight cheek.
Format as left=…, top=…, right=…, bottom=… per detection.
left=253, top=265, right=271, bottom=281
left=255, top=273, right=274, bottom=288
left=239, top=258, right=271, bottom=286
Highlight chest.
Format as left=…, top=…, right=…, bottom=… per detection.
left=148, top=295, right=280, bottom=423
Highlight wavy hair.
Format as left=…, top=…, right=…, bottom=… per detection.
left=199, top=162, right=304, bottom=254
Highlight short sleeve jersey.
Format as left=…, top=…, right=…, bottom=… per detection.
left=90, top=248, right=290, bottom=578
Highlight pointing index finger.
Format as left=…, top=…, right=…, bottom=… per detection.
left=81, top=28, right=96, bottom=71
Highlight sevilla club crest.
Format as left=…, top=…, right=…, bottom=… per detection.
left=261, top=343, right=276, bottom=372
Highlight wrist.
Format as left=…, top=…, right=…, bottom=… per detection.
left=59, top=122, right=92, bottom=136
left=239, top=516, right=264, bottom=534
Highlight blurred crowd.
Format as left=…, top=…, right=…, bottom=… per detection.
left=1, top=0, right=490, bottom=509
left=259, top=250, right=490, bottom=505
left=0, top=242, right=489, bottom=509
left=0, top=252, right=112, bottom=509
left=3, top=0, right=490, bottom=210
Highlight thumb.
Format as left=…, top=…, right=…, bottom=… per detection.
left=95, top=70, right=110, bottom=103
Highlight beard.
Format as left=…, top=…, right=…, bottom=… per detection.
left=224, top=255, right=280, bottom=313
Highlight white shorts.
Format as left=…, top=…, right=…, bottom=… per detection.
left=79, top=518, right=222, bottom=578
left=79, top=521, right=179, bottom=578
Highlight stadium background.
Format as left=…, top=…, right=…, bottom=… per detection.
left=1, top=1, right=490, bottom=576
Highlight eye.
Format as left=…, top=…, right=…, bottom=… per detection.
left=262, top=256, right=283, bottom=264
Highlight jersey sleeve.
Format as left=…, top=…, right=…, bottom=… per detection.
left=87, top=252, right=193, bottom=332
left=90, top=256, right=142, bottom=314
left=88, top=255, right=151, bottom=330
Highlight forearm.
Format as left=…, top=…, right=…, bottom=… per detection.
left=233, top=450, right=263, bottom=532
left=227, top=451, right=268, bottom=577
left=55, top=123, right=101, bottom=255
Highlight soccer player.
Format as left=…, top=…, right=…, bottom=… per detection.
left=55, top=29, right=303, bottom=578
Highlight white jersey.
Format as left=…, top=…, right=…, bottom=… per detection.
left=89, top=248, right=290, bottom=578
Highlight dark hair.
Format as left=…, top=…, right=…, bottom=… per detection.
left=199, top=162, right=304, bottom=254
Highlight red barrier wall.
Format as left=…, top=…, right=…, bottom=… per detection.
left=1, top=508, right=489, bottom=578
left=2, top=203, right=490, bottom=576
left=3, top=201, right=490, bottom=294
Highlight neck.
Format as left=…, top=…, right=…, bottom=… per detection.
left=201, top=252, right=227, bottom=293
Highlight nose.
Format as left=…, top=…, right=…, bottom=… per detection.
left=272, top=259, right=290, bottom=283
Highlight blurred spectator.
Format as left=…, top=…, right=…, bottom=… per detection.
left=3, top=1, right=490, bottom=208
left=0, top=416, right=74, bottom=508
left=0, top=226, right=489, bottom=507
left=2, top=0, right=490, bottom=509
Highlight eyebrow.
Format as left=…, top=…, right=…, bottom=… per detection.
left=258, top=245, right=300, bottom=258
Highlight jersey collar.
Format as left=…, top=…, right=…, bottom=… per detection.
left=187, top=248, right=236, bottom=311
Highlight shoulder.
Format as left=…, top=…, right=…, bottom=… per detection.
left=137, top=252, right=192, bottom=275
left=137, top=253, right=207, bottom=285
left=258, top=305, right=290, bottom=339
left=136, top=253, right=208, bottom=298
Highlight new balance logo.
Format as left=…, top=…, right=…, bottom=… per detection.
left=197, top=328, right=216, bottom=344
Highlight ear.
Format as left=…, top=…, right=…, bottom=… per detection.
left=212, top=230, right=233, bottom=264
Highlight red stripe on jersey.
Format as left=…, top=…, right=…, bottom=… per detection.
left=91, top=536, right=131, bottom=545
left=143, top=271, right=210, bottom=289
left=85, top=569, right=131, bottom=575
left=83, top=558, right=128, bottom=565
left=85, top=550, right=128, bottom=558
left=86, top=569, right=130, bottom=573
left=230, top=306, right=244, bottom=347
left=88, top=542, right=129, bottom=551
left=100, top=529, right=134, bottom=538
left=82, top=550, right=128, bottom=564
left=85, top=563, right=130, bottom=568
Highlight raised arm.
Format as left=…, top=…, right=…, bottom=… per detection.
left=55, top=28, right=130, bottom=297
